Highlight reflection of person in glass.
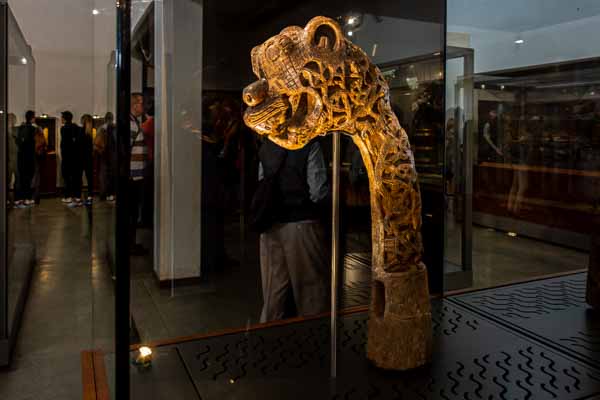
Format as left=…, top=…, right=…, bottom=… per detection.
left=481, top=110, right=503, bottom=161
left=95, top=112, right=116, bottom=201
left=506, top=114, right=529, bottom=214
left=80, top=114, right=95, bottom=205
left=60, top=111, right=81, bottom=205
left=31, top=124, right=47, bottom=204
left=257, top=138, right=330, bottom=323
left=7, top=113, right=18, bottom=206
left=197, top=99, right=226, bottom=279
left=15, top=110, right=37, bottom=208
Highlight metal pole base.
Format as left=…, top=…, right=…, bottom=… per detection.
left=587, top=234, right=600, bottom=308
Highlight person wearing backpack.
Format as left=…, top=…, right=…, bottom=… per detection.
left=60, top=111, right=80, bottom=205
left=254, top=137, right=330, bottom=323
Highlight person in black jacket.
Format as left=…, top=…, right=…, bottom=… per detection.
left=15, top=110, right=37, bottom=207
left=60, top=111, right=80, bottom=205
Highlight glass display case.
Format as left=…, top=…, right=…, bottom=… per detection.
left=0, top=2, right=36, bottom=366
left=471, top=60, right=600, bottom=245
left=109, top=0, right=445, bottom=396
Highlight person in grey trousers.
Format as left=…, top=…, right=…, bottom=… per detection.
left=257, top=138, right=330, bottom=323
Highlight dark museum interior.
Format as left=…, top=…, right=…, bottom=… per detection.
left=0, top=0, right=599, bottom=399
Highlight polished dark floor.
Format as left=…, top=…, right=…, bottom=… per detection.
left=0, top=197, right=591, bottom=399
left=0, top=199, right=115, bottom=400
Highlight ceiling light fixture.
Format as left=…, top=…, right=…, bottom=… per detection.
left=347, top=31, right=353, bottom=37
left=92, top=9, right=100, bottom=15
left=348, top=16, right=356, bottom=25
left=20, top=57, right=27, bottom=65
left=515, top=39, right=524, bottom=44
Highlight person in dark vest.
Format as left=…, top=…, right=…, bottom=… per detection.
left=257, top=138, right=330, bottom=323
left=60, top=111, right=81, bottom=206
left=15, top=110, right=37, bottom=207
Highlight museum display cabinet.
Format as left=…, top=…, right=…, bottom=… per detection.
left=0, top=2, right=36, bottom=366
left=0, top=0, right=582, bottom=398
left=92, top=0, right=600, bottom=398
left=470, top=59, right=600, bottom=249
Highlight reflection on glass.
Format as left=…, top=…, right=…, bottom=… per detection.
left=5, top=4, right=36, bottom=339
left=446, top=0, right=600, bottom=290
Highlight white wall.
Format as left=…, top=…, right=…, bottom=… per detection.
left=8, top=0, right=116, bottom=119
left=449, top=14, right=600, bottom=74
left=354, top=14, right=443, bottom=64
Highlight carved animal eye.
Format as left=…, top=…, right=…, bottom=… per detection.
left=266, top=44, right=281, bottom=62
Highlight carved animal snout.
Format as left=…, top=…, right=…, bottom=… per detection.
left=243, top=79, right=269, bottom=107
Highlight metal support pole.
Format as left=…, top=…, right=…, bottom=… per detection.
left=330, top=131, right=341, bottom=379
left=115, top=0, right=131, bottom=398
left=0, top=2, right=8, bottom=345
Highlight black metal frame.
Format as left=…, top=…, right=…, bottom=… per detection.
left=0, top=2, right=8, bottom=363
left=115, top=1, right=131, bottom=398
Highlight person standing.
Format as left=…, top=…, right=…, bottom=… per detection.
left=80, top=114, right=95, bottom=205
left=481, top=110, right=503, bottom=162
left=60, top=111, right=81, bottom=205
left=141, top=98, right=155, bottom=226
left=256, top=138, right=330, bottom=323
left=31, top=125, right=48, bottom=204
left=95, top=112, right=116, bottom=201
left=129, top=93, right=148, bottom=254
left=15, top=110, right=37, bottom=208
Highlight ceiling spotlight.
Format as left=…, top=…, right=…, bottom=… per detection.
left=20, top=57, right=27, bottom=65
left=347, top=31, right=353, bottom=37
left=507, top=232, right=518, bottom=237
left=348, top=16, right=356, bottom=25
left=480, top=84, right=486, bottom=89
left=591, top=91, right=596, bottom=96
left=433, top=52, right=441, bottom=56
left=92, top=9, right=100, bottom=15
left=515, top=39, right=524, bottom=44
left=500, top=85, right=505, bottom=90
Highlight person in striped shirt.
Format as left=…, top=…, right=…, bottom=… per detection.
left=129, top=92, right=148, bottom=255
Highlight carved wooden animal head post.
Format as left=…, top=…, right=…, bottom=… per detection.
left=243, top=16, right=432, bottom=370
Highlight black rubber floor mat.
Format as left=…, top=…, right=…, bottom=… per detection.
left=176, top=299, right=600, bottom=399
left=451, top=273, right=600, bottom=369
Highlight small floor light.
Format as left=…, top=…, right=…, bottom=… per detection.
left=134, top=346, right=153, bottom=368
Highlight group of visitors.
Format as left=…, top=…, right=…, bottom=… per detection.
left=60, top=111, right=116, bottom=207
left=8, top=110, right=47, bottom=208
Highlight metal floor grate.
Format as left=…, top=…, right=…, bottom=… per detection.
left=451, top=273, right=600, bottom=369
left=175, top=298, right=600, bottom=399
